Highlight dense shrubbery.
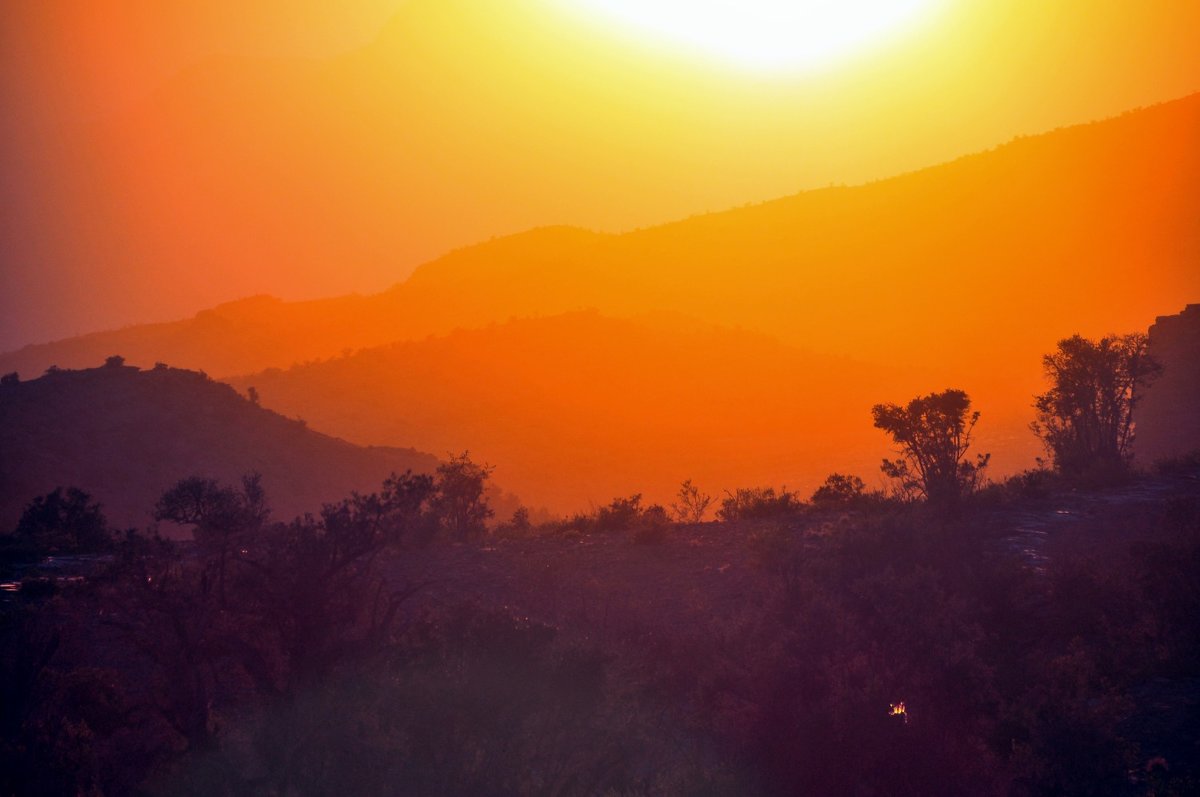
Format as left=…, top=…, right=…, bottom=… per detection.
left=6, top=487, right=115, bottom=558
left=541, top=493, right=673, bottom=542
left=0, top=476, right=699, bottom=794
left=3, top=467, right=1199, bottom=794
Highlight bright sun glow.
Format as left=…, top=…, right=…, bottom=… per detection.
left=565, top=0, right=941, bottom=71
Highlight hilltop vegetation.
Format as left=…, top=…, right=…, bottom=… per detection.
left=0, top=360, right=439, bottom=531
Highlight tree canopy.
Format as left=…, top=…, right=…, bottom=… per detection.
left=871, top=388, right=989, bottom=507
left=1032, top=333, right=1160, bottom=478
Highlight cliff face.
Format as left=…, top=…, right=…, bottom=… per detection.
left=1135, top=304, right=1200, bottom=465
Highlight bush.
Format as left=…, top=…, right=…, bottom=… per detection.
left=1155, top=449, right=1200, bottom=477
left=14, top=487, right=113, bottom=555
left=595, top=494, right=646, bottom=532
left=493, top=506, right=533, bottom=538
left=631, top=504, right=672, bottom=544
left=670, top=479, right=714, bottom=523
left=716, top=486, right=804, bottom=522
left=974, top=467, right=1062, bottom=506
left=810, top=473, right=867, bottom=507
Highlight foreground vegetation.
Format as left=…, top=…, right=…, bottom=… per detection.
left=2, top=332, right=1194, bottom=794
left=2, top=455, right=1198, bottom=795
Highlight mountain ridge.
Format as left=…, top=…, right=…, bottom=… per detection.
left=4, top=91, right=1196, bottom=382
left=223, top=310, right=994, bottom=513
left=0, top=362, right=442, bottom=531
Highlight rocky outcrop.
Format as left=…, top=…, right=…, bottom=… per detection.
left=1135, top=304, right=1200, bottom=465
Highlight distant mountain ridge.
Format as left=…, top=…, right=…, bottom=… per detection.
left=2, top=95, right=1196, bottom=512
left=3, top=92, right=1196, bottom=385
left=225, top=310, right=961, bottom=512
left=0, top=362, right=441, bottom=531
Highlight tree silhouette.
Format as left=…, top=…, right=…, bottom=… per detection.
left=154, top=474, right=269, bottom=606
left=810, top=473, right=867, bottom=507
left=15, top=487, right=113, bottom=554
left=872, top=389, right=989, bottom=507
left=1032, top=333, right=1160, bottom=478
left=432, top=452, right=493, bottom=541
left=671, top=479, right=714, bottom=523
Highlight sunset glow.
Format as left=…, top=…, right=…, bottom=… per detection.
left=2, top=2, right=1199, bottom=792
left=565, top=0, right=941, bottom=70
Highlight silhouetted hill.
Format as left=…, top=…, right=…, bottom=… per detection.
left=25, top=0, right=1199, bottom=349
left=227, top=311, right=948, bottom=512
left=3, top=92, right=1196, bottom=388
left=2, top=96, right=1195, bottom=497
left=0, top=362, right=440, bottom=532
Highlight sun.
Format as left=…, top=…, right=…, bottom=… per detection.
left=562, top=0, right=942, bottom=71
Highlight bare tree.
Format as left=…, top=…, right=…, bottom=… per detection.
left=671, top=479, right=714, bottom=523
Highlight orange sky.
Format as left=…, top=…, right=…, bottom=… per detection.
left=2, top=0, right=1199, bottom=350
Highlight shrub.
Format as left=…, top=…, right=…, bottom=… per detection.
left=716, top=486, right=805, bottom=522
left=1155, top=449, right=1200, bottom=477
left=595, top=494, right=647, bottom=532
left=670, top=479, right=714, bottom=523
left=632, top=504, right=672, bottom=544
left=810, top=473, right=867, bottom=507
left=14, top=487, right=114, bottom=554
left=494, top=506, right=533, bottom=538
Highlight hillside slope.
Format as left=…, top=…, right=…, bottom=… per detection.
left=0, top=362, right=440, bottom=531
left=3, top=92, right=1196, bottom=389
left=15, top=0, right=1197, bottom=350
left=227, top=311, right=968, bottom=512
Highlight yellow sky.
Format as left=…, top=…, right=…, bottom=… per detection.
left=1, top=0, right=1198, bottom=349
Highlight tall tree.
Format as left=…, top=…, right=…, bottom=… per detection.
left=872, top=389, right=989, bottom=507
left=154, top=474, right=269, bottom=606
left=1032, top=333, right=1160, bottom=477
left=432, top=452, right=494, bottom=541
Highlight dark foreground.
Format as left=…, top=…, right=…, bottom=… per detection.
left=2, top=470, right=1199, bottom=796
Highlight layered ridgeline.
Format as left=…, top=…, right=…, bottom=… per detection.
left=4, top=92, right=1196, bottom=383
left=2, top=95, right=1196, bottom=510
left=0, top=362, right=440, bottom=531
left=225, top=311, right=1002, bottom=514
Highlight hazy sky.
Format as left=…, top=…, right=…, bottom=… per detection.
left=2, top=0, right=1198, bottom=351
